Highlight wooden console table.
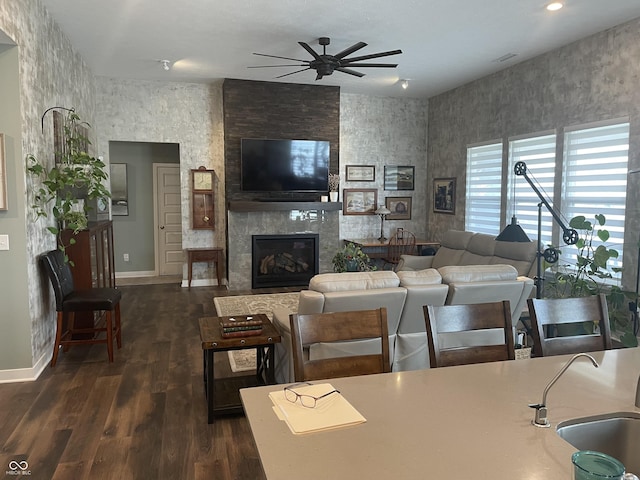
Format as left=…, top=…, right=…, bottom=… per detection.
left=345, top=238, right=440, bottom=258
left=186, top=247, right=223, bottom=289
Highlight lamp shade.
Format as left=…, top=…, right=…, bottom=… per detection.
left=375, top=206, right=391, bottom=216
left=496, top=216, right=531, bottom=242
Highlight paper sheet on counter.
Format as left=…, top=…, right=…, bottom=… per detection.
left=269, top=383, right=366, bottom=435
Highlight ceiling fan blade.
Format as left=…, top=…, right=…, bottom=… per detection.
left=334, top=42, right=367, bottom=60
left=253, top=52, right=309, bottom=63
left=298, top=42, right=327, bottom=63
left=341, top=49, right=403, bottom=63
left=275, top=68, right=312, bottom=79
left=335, top=67, right=365, bottom=77
left=248, top=64, right=307, bottom=68
left=341, top=63, right=399, bottom=68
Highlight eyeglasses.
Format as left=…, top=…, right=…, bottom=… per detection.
left=283, top=382, right=340, bottom=408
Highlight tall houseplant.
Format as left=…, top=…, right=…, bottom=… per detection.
left=27, top=108, right=110, bottom=255
left=545, top=214, right=638, bottom=347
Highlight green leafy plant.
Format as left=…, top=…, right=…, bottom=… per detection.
left=27, top=108, right=110, bottom=255
left=332, top=242, right=376, bottom=272
left=545, top=214, right=638, bottom=347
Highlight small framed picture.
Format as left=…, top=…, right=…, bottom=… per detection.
left=342, top=188, right=378, bottom=215
left=433, top=177, right=456, bottom=214
left=385, top=196, right=412, bottom=220
left=345, top=165, right=375, bottom=182
left=384, top=166, right=414, bottom=190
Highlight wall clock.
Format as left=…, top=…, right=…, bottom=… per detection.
left=191, top=167, right=215, bottom=230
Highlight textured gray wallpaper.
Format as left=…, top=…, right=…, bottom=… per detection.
left=427, top=17, right=640, bottom=291
left=0, top=0, right=96, bottom=372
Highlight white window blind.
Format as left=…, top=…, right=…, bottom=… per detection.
left=465, top=142, right=503, bottom=235
left=508, top=133, right=557, bottom=248
left=561, top=122, right=629, bottom=276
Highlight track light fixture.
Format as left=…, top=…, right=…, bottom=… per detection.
left=160, top=59, right=171, bottom=71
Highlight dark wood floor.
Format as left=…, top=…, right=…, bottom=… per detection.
left=0, top=281, right=298, bottom=480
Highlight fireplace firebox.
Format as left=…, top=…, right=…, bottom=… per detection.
left=252, top=234, right=319, bottom=289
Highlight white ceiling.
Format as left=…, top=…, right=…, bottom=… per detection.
left=43, top=0, right=640, bottom=99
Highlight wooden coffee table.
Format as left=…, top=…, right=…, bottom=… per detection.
left=198, top=313, right=281, bottom=424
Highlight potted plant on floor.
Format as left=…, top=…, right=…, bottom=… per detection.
left=332, top=242, right=376, bottom=272
left=544, top=214, right=638, bottom=347
left=27, top=107, right=110, bottom=256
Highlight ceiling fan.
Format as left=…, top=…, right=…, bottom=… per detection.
left=249, top=37, right=402, bottom=80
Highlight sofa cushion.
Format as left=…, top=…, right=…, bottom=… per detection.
left=309, top=271, right=400, bottom=292
left=431, top=230, right=475, bottom=269
left=397, top=269, right=442, bottom=286
left=492, top=240, right=538, bottom=276
left=438, top=264, right=518, bottom=283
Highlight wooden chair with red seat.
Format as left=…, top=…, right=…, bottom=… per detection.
left=289, top=308, right=390, bottom=382
left=526, top=294, right=612, bottom=357
left=41, top=249, right=123, bottom=366
left=423, top=301, right=515, bottom=368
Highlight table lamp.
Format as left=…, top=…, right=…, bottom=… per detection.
left=375, top=206, right=392, bottom=242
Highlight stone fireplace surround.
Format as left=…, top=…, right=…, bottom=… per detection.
left=227, top=205, right=341, bottom=291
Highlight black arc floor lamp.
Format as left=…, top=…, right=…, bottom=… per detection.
left=513, top=161, right=579, bottom=299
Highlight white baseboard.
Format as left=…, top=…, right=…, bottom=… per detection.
left=0, top=349, right=49, bottom=383
left=181, top=278, right=226, bottom=288
left=116, top=270, right=157, bottom=278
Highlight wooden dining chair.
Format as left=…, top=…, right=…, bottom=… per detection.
left=289, top=308, right=391, bottom=382
left=526, top=294, right=612, bottom=357
left=423, top=301, right=515, bottom=368
left=382, top=230, right=416, bottom=271
left=41, top=249, right=123, bottom=366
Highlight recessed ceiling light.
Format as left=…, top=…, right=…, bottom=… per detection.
left=546, top=2, right=563, bottom=11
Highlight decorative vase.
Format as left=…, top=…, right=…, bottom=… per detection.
left=329, top=191, right=339, bottom=202
left=346, top=259, right=359, bottom=272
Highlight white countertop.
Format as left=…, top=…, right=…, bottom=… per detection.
left=240, top=347, right=640, bottom=480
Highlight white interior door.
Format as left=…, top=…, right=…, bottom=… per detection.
left=154, top=164, right=183, bottom=275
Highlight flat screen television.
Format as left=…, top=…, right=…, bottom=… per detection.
left=241, top=138, right=330, bottom=192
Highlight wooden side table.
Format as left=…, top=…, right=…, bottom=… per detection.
left=198, top=314, right=281, bottom=424
left=186, top=247, right=223, bottom=289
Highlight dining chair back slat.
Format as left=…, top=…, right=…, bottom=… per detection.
left=289, top=308, right=390, bottom=382
left=423, top=301, right=515, bottom=368
left=526, top=294, right=612, bottom=357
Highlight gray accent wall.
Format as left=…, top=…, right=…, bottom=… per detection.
left=427, top=16, right=640, bottom=292
left=109, top=142, right=180, bottom=273
left=340, top=93, right=428, bottom=240
left=0, top=0, right=96, bottom=373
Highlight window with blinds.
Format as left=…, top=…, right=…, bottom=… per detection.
left=465, top=142, right=503, bottom=235
left=508, top=133, right=557, bottom=249
left=560, top=121, right=629, bottom=277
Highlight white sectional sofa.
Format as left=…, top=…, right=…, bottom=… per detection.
left=272, top=270, right=449, bottom=383
left=272, top=239, right=536, bottom=381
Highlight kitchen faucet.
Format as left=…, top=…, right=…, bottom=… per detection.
left=529, top=353, right=599, bottom=427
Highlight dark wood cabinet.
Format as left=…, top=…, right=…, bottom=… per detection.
left=61, top=221, right=115, bottom=335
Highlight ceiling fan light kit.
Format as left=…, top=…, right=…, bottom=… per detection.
left=251, top=36, right=402, bottom=80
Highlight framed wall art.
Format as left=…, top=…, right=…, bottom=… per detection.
left=345, top=165, right=375, bottom=182
left=342, top=188, right=378, bottom=215
left=384, top=166, right=414, bottom=190
left=0, top=133, right=6, bottom=210
left=385, top=196, right=412, bottom=220
left=433, top=177, right=456, bottom=214
left=110, top=163, right=129, bottom=216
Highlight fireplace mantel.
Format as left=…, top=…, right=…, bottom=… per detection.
left=228, top=201, right=342, bottom=212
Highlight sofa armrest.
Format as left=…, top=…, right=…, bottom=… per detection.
left=397, top=255, right=434, bottom=271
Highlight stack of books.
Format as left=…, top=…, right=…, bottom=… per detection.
left=220, top=316, right=263, bottom=338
